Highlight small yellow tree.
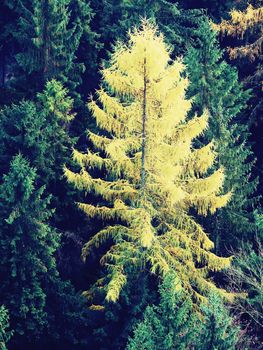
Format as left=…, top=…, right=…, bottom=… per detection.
left=65, top=22, right=232, bottom=304
left=215, top=4, right=263, bottom=62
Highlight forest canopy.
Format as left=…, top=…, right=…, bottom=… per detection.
left=0, top=1, right=262, bottom=350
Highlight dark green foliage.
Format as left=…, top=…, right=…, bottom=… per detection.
left=0, top=154, right=59, bottom=338
left=217, top=0, right=263, bottom=199
left=185, top=19, right=258, bottom=251
left=3, top=0, right=88, bottom=100
left=126, top=273, right=197, bottom=350
left=90, top=0, right=203, bottom=62
left=89, top=272, right=156, bottom=350
left=0, top=306, right=13, bottom=350
left=0, top=79, right=78, bottom=237
left=0, top=154, right=90, bottom=347
left=70, top=0, right=101, bottom=96
left=43, top=277, right=90, bottom=348
left=196, top=293, right=240, bottom=350
left=0, top=79, right=75, bottom=185
left=127, top=278, right=240, bottom=350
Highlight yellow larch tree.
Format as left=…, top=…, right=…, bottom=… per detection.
left=214, top=3, right=262, bottom=137
left=65, top=21, right=232, bottom=304
left=215, top=4, right=263, bottom=61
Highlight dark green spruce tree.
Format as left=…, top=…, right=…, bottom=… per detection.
left=126, top=280, right=240, bottom=350
left=3, top=0, right=90, bottom=101
left=185, top=19, right=258, bottom=251
left=87, top=271, right=156, bottom=350
left=0, top=81, right=91, bottom=348
left=0, top=80, right=86, bottom=272
left=69, top=0, right=101, bottom=96
left=90, top=0, right=203, bottom=55
left=125, top=273, right=197, bottom=350
left=196, top=293, right=240, bottom=350
left=0, top=79, right=75, bottom=185
left=0, top=154, right=89, bottom=348
left=0, top=154, right=57, bottom=339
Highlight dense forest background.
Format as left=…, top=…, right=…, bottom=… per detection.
left=0, top=0, right=262, bottom=349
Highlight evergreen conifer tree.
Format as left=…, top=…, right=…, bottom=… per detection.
left=0, top=154, right=59, bottom=338
left=126, top=273, right=197, bottom=350
left=0, top=79, right=75, bottom=185
left=70, top=0, right=101, bottom=96
left=196, top=293, right=240, bottom=350
left=127, top=282, right=240, bottom=350
left=88, top=271, right=156, bottom=350
left=90, top=0, right=203, bottom=59
left=185, top=19, right=258, bottom=250
left=0, top=154, right=90, bottom=347
left=66, top=22, right=232, bottom=304
left=5, top=0, right=87, bottom=99
left=215, top=3, right=263, bottom=196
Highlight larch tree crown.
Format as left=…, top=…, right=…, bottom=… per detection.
left=215, top=4, right=263, bottom=62
left=65, top=21, right=232, bottom=304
